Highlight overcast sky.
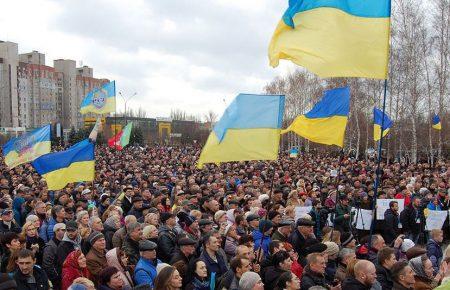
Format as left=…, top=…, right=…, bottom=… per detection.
left=1, top=0, right=296, bottom=119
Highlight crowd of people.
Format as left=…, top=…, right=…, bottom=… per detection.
left=0, top=144, right=449, bottom=290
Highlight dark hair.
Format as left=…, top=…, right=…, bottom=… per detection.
left=230, top=257, right=248, bottom=273
left=273, top=250, right=290, bottom=268
left=202, top=233, right=214, bottom=247
left=235, top=214, right=244, bottom=225
left=51, top=205, right=64, bottom=219
left=185, top=258, right=209, bottom=286
left=154, top=266, right=177, bottom=290
left=238, top=234, right=254, bottom=246
left=378, top=247, right=395, bottom=266
left=99, top=266, right=119, bottom=286
left=389, top=201, right=398, bottom=208
left=276, top=272, right=294, bottom=290
left=17, top=248, right=34, bottom=260
left=269, top=241, right=282, bottom=255
left=391, top=261, right=409, bottom=281
left=1, top=232, right=19, bottom=247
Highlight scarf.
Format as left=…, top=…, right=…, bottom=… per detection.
left=192, top=277, right=210, bottom=290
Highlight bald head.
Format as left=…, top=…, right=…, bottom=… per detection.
left=355, top=260, right=377, bottom=286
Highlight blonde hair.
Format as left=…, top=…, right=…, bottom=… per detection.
left=70, top=277, right=95, bottom=290
left=190, top=210, right=202, bottom=220
left=20, top=221, right=37, bottom=240
left=444, top=245, right=450, bottom=259
left=142, top=225, right=158, bottom=239
left=323, top=229, right=341, bottom=245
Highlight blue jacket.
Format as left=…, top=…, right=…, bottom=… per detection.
left=427, top=202, right=442, bottom=211
left=252, top=230, right=272, bottom=258
left=427, top=239, right=443, bottom=274
left=134, top=258, right=160, bottom=287
left=39, top=217, right=57, bottom=242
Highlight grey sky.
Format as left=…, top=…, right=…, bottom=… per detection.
left=1, top=0, right=295, bottom=118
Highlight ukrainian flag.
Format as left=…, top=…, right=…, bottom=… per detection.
left=80, top=81, right=116, bottom=115
left=2, top=125, right=51, bottom=169
left=374, top=108, right=393, bottom=141
left=282, top=87, right=350, bottom=147
left=432, top=114, right=442, bottom=130
left=197, top=94, right=285, bottom=168
left=269, top=0, right=391, bottom=79
left=32, top=139, right=95, bottom=190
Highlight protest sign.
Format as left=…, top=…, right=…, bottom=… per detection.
left=295, top=206, right=312, bottom=222
left=376, top=199, right=405, bottom=220
left=352, top=207, right=372, bottom=230
left=425, top=210, right=448, bottom=230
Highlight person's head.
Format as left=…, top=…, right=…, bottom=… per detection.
left=191, top=259, right=208, bottom=279
left=127, top=222, right=142, bottom=242
left=153, top=266, right=183, bottom=290
left=230, top=257, right=251, bottom=278
left=307, top=253, right=326, bottom=274
left=203, top=234, right=219, bottom=253
left=323, top=242, right=339, bottom=260
left=354, top=260, right=377, bottom=286
left=277, top=272, right=300, bottom=290
left=389, top=201, right=399, bottom=213
left=142, top=225, right=158, bottom=239
left=66, top=221, right=80, bottom=240
left=236, top=245, right=252, bottom=261
left=1, top=232, right=21, bottom=251
left=161, top=213, right=176, bottom=228
left=409, top=255, right=434, bottom=279
left=53, top=223, right=66, bottom=241
left=21, top=221, right=37, bottom=238
left=178, top=238, right=196, bottom=257
left=145, top=213, right=159, bottom=226
left=124, top=215, right=137, bottom=226
left=70, top=277, right=95, bottom=290
left=338, top=248, right=356, bottom=266
left=391, top=261, right=415, bottom=288
left=273, top=250, right=292, bottom=271
left=89, top=217, right=103, bottom=232
left=431, top=229, right=444, bottom=243
left=89, top=232, right=106, bottom=251
left=76, top=210, right=90, bottom=226
left=139, top=240, right=158, bottom=260
left=378, top=247, right=397, bottom=270
left=269, top=240, right=284, bottom=255
left=25, top=214, right=40, bottom=229
left=239, top=272, right=264, bottom=290
left=371, top=235, right=386, bottom=251
left=99, top=266, right=124, bottom=290
left=15, top=249, right=35, bottom=276
left=296, top=218, right=314, bottom=237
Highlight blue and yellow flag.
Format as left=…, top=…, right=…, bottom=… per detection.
left=197, top=94, right=285, bottom=168
left=432, top=114, right=442, bottom=130
left=282, top=87, right=350, bottom=147
left=2, top=125, right=51, bottom=169
left=269, top=0, right=391, bottom=79
left=32, top=139, right=95, bottom=190
left=80, top=81, right=116, bottom=115
left=374, top=108, right=393, bottom=141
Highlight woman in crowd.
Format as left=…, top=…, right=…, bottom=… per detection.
left=409, top=254, right=439, bottom=290
left=62, top=250, right=92, bottom=290
left=106, top=248, right=134, bottom=289
left=19, top=221, right=45, bottom=265
left=154, top=266, right=183, bottom=290
left=98, top=266, right=126, bottom=290
left=103, top=215, right=121, bottom=250
left=185, top=259, right=213, bottom=290
left=142, top=225, right=159, bottom=244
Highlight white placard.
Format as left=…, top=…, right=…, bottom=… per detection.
left=425, top=210, right=448, bottom=230
left=352, top=207, right=373, bottom=230
left=376, top=199, right=405, bottom=220
left=295, top=206, right=312, bottom=222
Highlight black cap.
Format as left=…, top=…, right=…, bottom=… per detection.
left=198, top=219, right=214, bottom=227
left=160, top=212, right=175, bottom=224
left=296, top=218, right=315, bottom=227
left=304, top=238, right=327, bottom=254
left=178, top=237, right=197, bottom=246
left=246, top=214, right=260, bottom=223
left=66, top=220, right=78, bottom=231
left=132, top=196, right=143, bottom=203
left=139, top=240, right=157, bottom=251
left=278, top=219, right=294, bottom=227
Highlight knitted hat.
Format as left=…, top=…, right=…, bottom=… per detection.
left=239, top=272, right=262, bottom=290
left=88, top=231, right=105, bottom=245
left=341, top=232, right=355, bottom=247
left=258, top=219, right=273, bottom=233
left=324, top=242, right=340, bottom=257
left=156, top=263, right=170, bottom=274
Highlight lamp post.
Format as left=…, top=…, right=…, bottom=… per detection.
left=119, top=92, right=137, bottom=124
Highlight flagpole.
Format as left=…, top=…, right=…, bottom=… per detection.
left=369, top=79, right=388, bottom=247
left=113, top=82, right=117, bottom=185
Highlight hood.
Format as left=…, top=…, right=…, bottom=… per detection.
left=226, top=209, right=236, bottom=225
left=63, top=249, right=83, bottom=270
left=106, top=248, right=125, bottom=272
left=62, top=232, right=82, bottom=248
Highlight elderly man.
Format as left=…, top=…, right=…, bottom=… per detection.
left=42, top=223, right=66, bottom=290
left=122, top=222, right=143, bottom=266
left=170, top=237, right=197, bottom=288
left=271, top=219, right=293, bottom=242
left=86, top=231, right=108, bottom=281
left=343, top=260, right=377, bottom=290
left=288, top=218, right=315, bottom=259
left=301, top=253, right=338, bottom=290
left=390, top=261, right=415, bottom=290
left=112, top=215, right=137, bottom=249
left=134, top=240, right=160, bottom=288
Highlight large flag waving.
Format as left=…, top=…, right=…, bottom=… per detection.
left=108, top=122, right=133, bottom=150
left=2, top=125, right=51, bottom=169
left=197, top=94, right=285, bottom=168
left=374, top=108, right=393, bottom=141
left=432, top=114, right=442, bottom=130
left=80, top=81, right=116, bottom=114
left=32, top=139, right=94, bottom=190
left=282, top=87, right=350, bottom=147
left=269, top=0, right=391, bottom=79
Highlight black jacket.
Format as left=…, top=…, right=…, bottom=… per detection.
left=103, top=224, right=116, bottom=250
left=121, top=196, right=133, bottom=216
left=400, top=205, right=420, bottom=235
left=42, top=238, right=60, bottom=287
left=301, top=267, right=329, bottom=290
left=157, top=225, right=177, bottom=263
left=263, top=267, right=287, bottom=290
left=122, top=236, right=140, bottom=266
left=384, top=209, right=399, bottom=244
left=56, top=241, right=76, bottom=271
left=376, top=264, right=393, bottom=290
left=170, top=249, right=192, bottom=288
left=0, top=221, right=21, bottom=234
left=14, top=265, right=49, bottom=290
left=342, top=277, right=371, bottom=290
left=288, top=229, right=308, bottom=259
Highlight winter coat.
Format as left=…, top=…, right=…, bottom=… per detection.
left=25, top=236, right=46, bottom=266
left=335, top=263, right=347, bottom=283
left=157, top=225, right=177, bottom=263
left=224, top=237, right=238, bottom=259
left=112, top=227, right=126, bottom=249
left=325, top=260, right=337, bottom=284
left=134, top=258, right=160, bottom=287
left=103, top=223, right=117, bottom=251
left=384, top=209, right=400, bottom=244
left=39, top=217, right=58, bottom=242
left=252, top=230, right=272, bottom=258
left=122, top=236, right=140, bottom=266
left=301, top=266, right=329, bottom=290
left=14, top=265, right=49, bottom=290
left=42, top=238, right=61, bottom=288
left=61, top=250, right=91, bottom=290
left=0, top=220, right=21, bottom=235
left=185, top=277, right=213, bottom=290
left=376, top=264, right=393, bottom=290
left=342, top=276, right=372, bottom=290
left=288, top=229, right=308, bottom=259
left=400, top=205, right=420, bottom=235
left=271, top=230, right=288, bottom=243
left=56, top=233, right=82, bottom=271
left=392, top=282, right=413, bottom=290
left=86, top=247, right=107, bottom=281
left=426, top=239, right=442, bottom=274
left=334, top=203, right=351, bottom=232
left=292, top=260, right=303, bottom=279
left=199, top=249, right=228, bottom=280
left=170, top=249, right=192, bottom=288
left=106, top=248, right=134, bottom=289
left=121, top=196, right=133, bottom=216
left=263, top=267, right=288, bottom=290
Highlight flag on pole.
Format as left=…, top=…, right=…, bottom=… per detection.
left=282, top=87, right=350, bottom=147
left=268, top=0, right=391, bottom=79
left=374, top=108, right=393, bottom=141
left=88, top=118, right=103, bottom=142
left=432, top=114, right=442, bottom=130
left=2, top=125, right=51, bottom=169
left=32, top=139, right=94, bottom=190
left=197, top=94, right=285, bottom=168
left=108, top=122, right=133, bottom=150
left=80, top=81, right=116, bottom=114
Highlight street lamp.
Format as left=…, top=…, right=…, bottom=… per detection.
left=119, top=92, right=137, bottom=124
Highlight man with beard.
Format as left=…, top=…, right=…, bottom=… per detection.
left=384, top=201, right=400, bottom=244
left=56, top=221, right=82, bottom=269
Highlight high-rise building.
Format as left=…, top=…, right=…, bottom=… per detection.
left=0, top=41, right=19, bottom=128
